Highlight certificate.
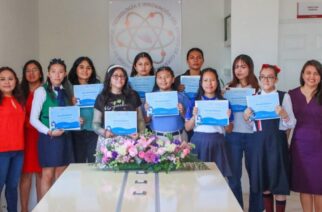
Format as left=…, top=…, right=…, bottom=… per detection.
left=104, top=111, right=137, bottom=135
left=195, top=100, right=229, bottom=126
left=73, top=84, right=103, bottom=107
left=246, top=93, right=279, bottom=120
left=49, top=106, right=80, bottom=130
left=129, top=76, right=155, bottom=99
left=180, top=76, right=200, bottom=99
left=145, top=91, right=179, bottom=116
left=224, top=88, right=255, bottom=112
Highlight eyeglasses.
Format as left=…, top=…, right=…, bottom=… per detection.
left=26, top=68, right=39, bottom=73
left=259, top=75, right=276, bottom=81
left=112, top=75, right=126, bottom=80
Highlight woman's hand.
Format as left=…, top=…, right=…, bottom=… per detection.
left=104, top=130, right=114, bottom=138
left=275, top=106, right=289, bottom=121
left=178, top=103, right=185, bottom=117
left=130, top=133, right=139, bottom=140
left=79, top=117, right=84, bottom=126
left=243, top=107, right=253, bottom=121
left=177, top=84, right=185, bottom=92
left=48, top=129, right=64, bottom=137
left=71, top=96, right=77, bottom=105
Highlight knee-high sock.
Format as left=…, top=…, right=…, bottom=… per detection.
left=275, top=200, right=286, bottom=212
left=263, top=193, right=274, bottom=212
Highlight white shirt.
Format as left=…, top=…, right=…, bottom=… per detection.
left=30, top=86, right=62, bottom=134
left=250, top=89, right=296, bottom=131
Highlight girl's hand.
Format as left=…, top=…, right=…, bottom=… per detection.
left=104, top=130, right=114, bottom=138
left=130, top=133, right=139, bottom=140
left=275, top=106, right=289, bottom=120
left=243, top=107, right=253, bottom=121
left=178, top=103, right=185, bottom=116
left=177, top=84, right=185, bottom=92
left=48, top=129, right=64, bottom=137
left=227, top=109, right=232, bottom=119
left=71, top=96, right=77, bottom=105
left=79, top=117, right=84, bottom=126
left=192, top=106, right=198, bottom=117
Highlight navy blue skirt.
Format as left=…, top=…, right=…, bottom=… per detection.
left=251, top=130, right=290, bottom=195
left=38, top=132, right=73, bottom=167
left=191, top=132, right=232, bottom=177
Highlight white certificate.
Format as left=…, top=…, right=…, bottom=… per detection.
left=104, top=111, right=137, bottom=135
left=145, top=91, right=179, bottom=116
left=49, top=106, right=80, bottom=130
left=73, top=84, right=103, bottom=107
left=224, top=88, right=255, bottom=112
left=246, top=93, right=280, bottom=120
left=129, top=76, right=155, bottom=99
left=180, top=76, right=200, bottom=99
left=195, top=100, right=229, bottom=126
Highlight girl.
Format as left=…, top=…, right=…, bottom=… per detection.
left=145, top=66, right=189, bottom=140
left=244, top=64, right=296, bottom=212
left=289, top=60, right=322, bottom=212
left=225, top=54, right=262, bottom=211
left=174, top=47, right=204, bottom=92
left=185, top=68, right=232, bottom=177
left=93, top=65, right=145, bottom=141
left=130, top=52, right=155, bottom=77
left=0, top=67, right=25, bottom=212
left=68, top=56, right=100, bottom=163
left=30, top=58, right=73, bottom=199
left=20, top=60, right=44, bottom=212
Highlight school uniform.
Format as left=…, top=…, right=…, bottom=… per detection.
left=148, top=91, right=190, bottom=140
left=185, top=95, right=232, bottom=177
left=225, top=85, right=263, bottom=211
left=30, top=83, right=73, bottom=167
left=251, top=90, right=296, bottom=195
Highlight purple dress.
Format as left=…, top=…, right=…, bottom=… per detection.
left=289, top=87, right=322, bottom=194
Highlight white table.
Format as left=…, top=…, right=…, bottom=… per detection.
left=32, top=163, right=242, bottom=212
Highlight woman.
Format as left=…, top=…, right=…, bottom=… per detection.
left=19, top=60, right=44, bottom=212
left=0, top=67, right=25, bottom=212
left=68, top=56, right=100, bottom=163
left=289, top=60, right=322, bottom=212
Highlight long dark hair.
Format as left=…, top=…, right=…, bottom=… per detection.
left=153, top=66, right=175, bottom=91
left=100, top=65, right=133, bottom=106
left=68, top=56, right=98, bottom=85
left=20, top=60, right=44, bottom=99
left=300, top=59, right=322, bottom=105
left=0, top=67, right=24, bottom=105
left=196, top=67, right=224, bottom=100
left=130, top=52, right=155, bottom=77
left=228, top=54, right=260, bottom=92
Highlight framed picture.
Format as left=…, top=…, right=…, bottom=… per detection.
left=224, top=15, right=231, bottom=47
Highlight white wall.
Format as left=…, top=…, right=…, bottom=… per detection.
left=38, top=0, right=226, bottom=78
left=231, top=0, right=279, bottom=76
left=0, top=0, right=38, bottom=78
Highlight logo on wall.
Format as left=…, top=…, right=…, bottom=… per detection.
left=109, top=0, right=181, bottom=72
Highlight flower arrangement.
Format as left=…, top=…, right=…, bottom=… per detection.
left=96, top=131, right=201, bottom=172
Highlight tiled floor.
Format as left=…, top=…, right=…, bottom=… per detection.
left=243, top=192, right=302, bottom=212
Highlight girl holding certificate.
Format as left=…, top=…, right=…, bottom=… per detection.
left=20, top=60, right=44, bottom=212
left=244, top=64, right=296, bottom=212
left=144, top=66, right=189, bottom=140
left=225, top=54, right=262, bottom=211
left=174, top=47, right=204, bottom=92
left=130, top=52, right=155, bottom=77
left=68, top=57, right=100, bottom=163
left=93, top=65, right=145, bottom=139
left=289, top=60, right=322, bottom=212
left=185, top=68, right=232, bottom=177
left=30, top=58, right=73, bottom=199
left=0, top=67, right=25, bottom=212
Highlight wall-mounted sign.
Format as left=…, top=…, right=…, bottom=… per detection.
left=297, top=2, right=322, bottom=18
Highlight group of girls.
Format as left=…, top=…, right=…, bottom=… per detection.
left=0, top=48, right=321, bottom=212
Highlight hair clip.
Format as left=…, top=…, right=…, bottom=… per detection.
left=107, top=64, right=125, bottom=73
left=261, top=64, right=281, bottom=74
